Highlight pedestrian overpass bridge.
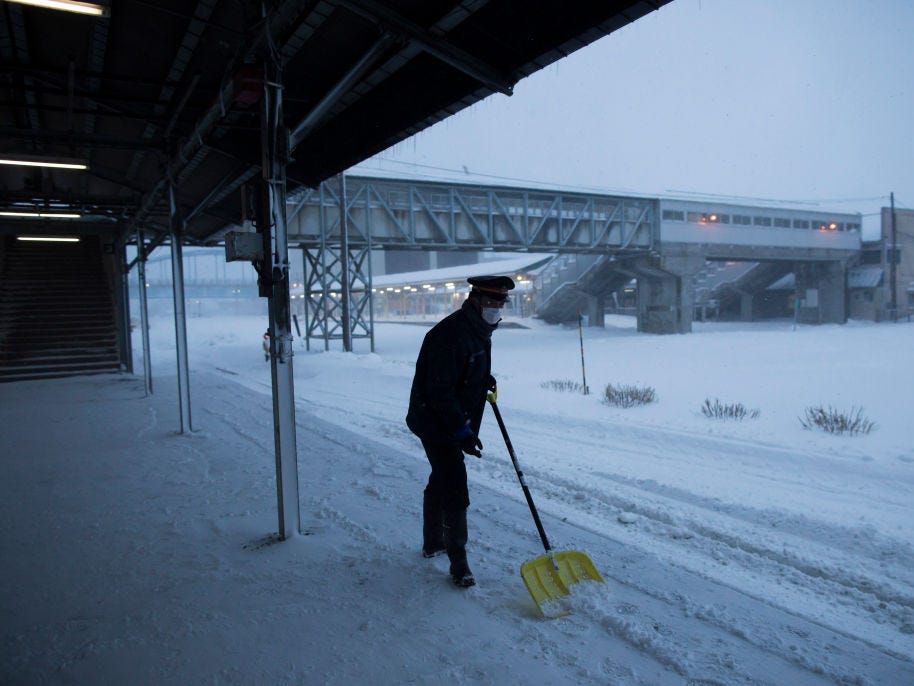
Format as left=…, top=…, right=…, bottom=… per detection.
left=283, top=175, right=862, bottom=335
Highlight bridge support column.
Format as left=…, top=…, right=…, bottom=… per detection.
left=637, top=275, right=680, bottom=334
left=636, top=250, right=705, bottom=334
left=582, top=293, right=605, bottom=327
left=794, top=261, right=847, bottom=325
left=739, top=292, right=754, bottom=322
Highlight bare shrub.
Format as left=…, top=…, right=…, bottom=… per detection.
left=799, top=406, right=876, bottom=436
left=700, top=398, right=760, bottom=420
left=603, top=382, right=656, bottom=408
left=540, top=379, right=584, bottom=393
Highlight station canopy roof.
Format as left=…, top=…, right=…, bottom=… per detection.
left=0, top=0, right=670, bottom=247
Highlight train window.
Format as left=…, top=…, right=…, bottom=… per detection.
left=687, top=211, right=707, bottom=223
left=716, top=214, right=730, bottom=224
left=793, top=219, right=810, bottom=229
left=753, top=216, right=772, bottom=226
left=846, top=223, right=860, bottom=231
left=662, top=210, right=685, bottom=221
left=773, top=217, right=791, bottom=227
left=733, top=214, right=751, bottom=225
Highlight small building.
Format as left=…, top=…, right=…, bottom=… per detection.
left=853, top=207, right=914, bottom=321
left=847, top=266, right=885, bottom=321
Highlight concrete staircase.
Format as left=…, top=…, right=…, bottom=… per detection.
left=691, top=261, right=756, bottom=315
left=535, top=254, right=632, bottom=323
left=691, top=261, right=794, bottom=319
left=0, top=235, right=121, bottom=382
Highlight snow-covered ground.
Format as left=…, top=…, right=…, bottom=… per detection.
left=2, top=308, right=913, bottom=685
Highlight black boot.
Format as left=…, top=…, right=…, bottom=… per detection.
left=444, top=509, right=475, bottom=588
left=422, top=490, right=446, bottom=558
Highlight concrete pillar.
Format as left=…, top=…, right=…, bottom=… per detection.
left=637, top=275, right=680, bottom=334
left=739, top=292, right=754, bottom=322
left=582, top=293, right=605, bottom=327
left=635, top=249, right=705, bottom=334
left=794, top=261, right=847, bottom=325
left=665, top=250, right=705, bottom=333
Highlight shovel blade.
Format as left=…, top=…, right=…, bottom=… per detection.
left=520, top=549, right=604, bottom=617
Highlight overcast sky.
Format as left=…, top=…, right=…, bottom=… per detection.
left=354, top=0, right=913, bottom=239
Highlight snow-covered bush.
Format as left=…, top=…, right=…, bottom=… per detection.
left=540, top=379, right=584, bottom=393
left=603, top=382, right=656, bottom=408
left=799, top=406, right=876, bottom=435
left=700, top=398, right=760, bottom=420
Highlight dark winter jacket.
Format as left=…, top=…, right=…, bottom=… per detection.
left=406, top=300, right=495, bottom=442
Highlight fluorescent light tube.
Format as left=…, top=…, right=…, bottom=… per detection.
left=0, top=156, right=88, bottom=170
left=3, top=0, right=108, bottom=16
left=16, top=236, right=81, bottom=242
left=1, top=211, right=82, bottom=219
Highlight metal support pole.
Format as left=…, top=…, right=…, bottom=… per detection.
left=301, top=248, right=310, bottom=352
left=137, top=227, right=153, bottom=395
left=890, top=191, right=898, bottom=322
left=115, top=239, right=134, bottom=374
left=339, top=173, right=352, bottom=352
left=320, top=195, right=330, bottom=351
left=367, top=221, right=375, bottom=353
left=260, top=50, right=301, bottom=540
left=168, top=177, right=193, bottom=433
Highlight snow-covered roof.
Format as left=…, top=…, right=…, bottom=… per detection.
left=848, top=267, right=884, bottom=289
left=372, top=254, right=553, bottom=288
left=767, top=273, right=795, bottom=290
left=769, top=268, right=885, bottom=291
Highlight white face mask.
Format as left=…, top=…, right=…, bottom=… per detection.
left=481, top=307, right=502, bottom=325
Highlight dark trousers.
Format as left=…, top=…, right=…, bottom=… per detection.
left=421, top=438, right=470, bottom=569
left=421, top=438, right=469, bottom=513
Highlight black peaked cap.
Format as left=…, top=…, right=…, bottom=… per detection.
left=467, top=275, right=515, bottom=300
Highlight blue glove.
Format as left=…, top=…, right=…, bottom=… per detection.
left=454, top=424, right=483, bottom=457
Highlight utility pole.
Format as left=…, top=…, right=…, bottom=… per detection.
left=890, top=192, right=898, bottom=322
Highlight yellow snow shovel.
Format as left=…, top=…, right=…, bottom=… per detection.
left=487, top=397, right=604, bottom=617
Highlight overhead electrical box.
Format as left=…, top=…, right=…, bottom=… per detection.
left=224, top=231, right=263, bottom=262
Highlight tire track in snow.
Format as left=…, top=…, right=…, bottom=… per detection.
left=300, top=385, right=914, bottom=654
left=206, top=364, right=914, bottom=657
left=506, top=420, right=914, bottom=608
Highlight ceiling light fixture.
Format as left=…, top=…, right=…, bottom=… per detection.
left=16, top=236, right=81, bottom=242
left=2, top=0, right=109, bottom=16
left=1, top=211, right=82, bottom=219
left=0, top=156, right=89, bottom=170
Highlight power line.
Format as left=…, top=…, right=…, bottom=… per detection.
left=356, top=157, right=649, bottom=196
left=356, top=156, right=890, bottom=210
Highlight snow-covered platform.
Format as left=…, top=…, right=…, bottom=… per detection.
left=2, top=316, right=913, bottom=684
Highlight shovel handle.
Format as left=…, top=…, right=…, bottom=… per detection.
left=487, top=398, right=553, bottom=554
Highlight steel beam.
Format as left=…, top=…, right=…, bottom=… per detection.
left=289, top=34, right=394, bottom=149
left=338, top=174, right=352, bottom=352
left=288, top=176, right=656, bottom=253
left=300, top=177, right=373, bottom=351
left=334, top=0, right=514, bottom=95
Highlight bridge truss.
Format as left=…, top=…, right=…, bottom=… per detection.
left=288, top=175, right=658, bottom=347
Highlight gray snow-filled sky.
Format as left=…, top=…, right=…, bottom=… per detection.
left=355, top=0, right=914, bottom=238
